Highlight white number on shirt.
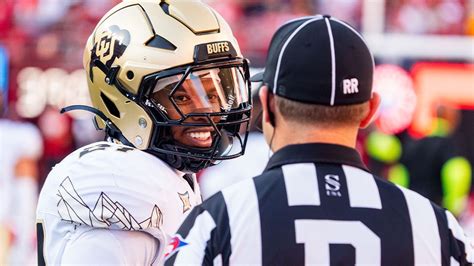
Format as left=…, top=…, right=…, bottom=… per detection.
left=295, top=220, right=381, bottom=265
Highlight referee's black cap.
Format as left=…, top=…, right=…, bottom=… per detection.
left=250, top=15, right=374, bottom=106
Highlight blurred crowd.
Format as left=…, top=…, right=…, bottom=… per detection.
left=0, top=0, right=473, bottom=262
left=387, top=0, right=474, bottom=35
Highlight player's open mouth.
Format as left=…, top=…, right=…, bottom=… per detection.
left=185, top=130, right=213, bottom=147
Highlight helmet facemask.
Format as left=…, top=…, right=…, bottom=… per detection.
left=139, top=59, right=252, bottom=173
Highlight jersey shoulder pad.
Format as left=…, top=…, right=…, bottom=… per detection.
left=62, top=141, right=176, bottom=179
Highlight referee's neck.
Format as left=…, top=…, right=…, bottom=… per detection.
left=268, top=122, right=359, bottom=153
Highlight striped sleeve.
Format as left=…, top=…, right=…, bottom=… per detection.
left=397, top=184, right=474, bottom=265
left=164, top=192, right=231, bottom=265
left=445, top=210, right=474, bottom=265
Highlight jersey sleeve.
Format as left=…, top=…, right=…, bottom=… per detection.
left=38, top=142, right=201, bottom=263
left=445, top=210, right=474, bottom=265
left=60, top=227, right=159, bottom=264
left=164, top=192, right=230, bottom=265
left=53, top=144, right=175, bottom=246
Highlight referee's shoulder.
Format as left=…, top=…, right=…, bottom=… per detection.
left=372, top=173, right=448, bottom=218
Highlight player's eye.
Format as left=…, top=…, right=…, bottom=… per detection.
left=173, top=94, right=191, bottom=104
left=207, top=93, right=218, bottom=102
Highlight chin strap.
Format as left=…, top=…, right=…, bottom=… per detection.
left=60, top=105, right=134, bottom=147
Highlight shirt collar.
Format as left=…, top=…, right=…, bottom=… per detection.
left=175, top=169, right=189, bottom=178
left=265, top=143, right=368, bottom=171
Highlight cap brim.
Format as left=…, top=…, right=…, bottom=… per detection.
left=249, top=71, right=264, bottom=82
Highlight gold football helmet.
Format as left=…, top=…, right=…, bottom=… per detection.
left=70, top=0, right=251, bottom=172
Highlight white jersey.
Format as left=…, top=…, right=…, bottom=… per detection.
left=199, top=132, right=270, bottom=199
left=36, top=141, right=201, bottom=264
left=0, top=119, right=43, bottom=265
left=0, top=119, right=43, bottom=222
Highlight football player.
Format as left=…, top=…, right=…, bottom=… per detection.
left=0, top=64, right=43, bottom=264
left=36, top=0, right=251, bottom=264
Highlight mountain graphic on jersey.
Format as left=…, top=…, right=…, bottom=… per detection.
left=57, top=176, right=163, bottom=230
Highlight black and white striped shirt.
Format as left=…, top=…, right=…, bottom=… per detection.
left=165, top=143, right=473, bottom=265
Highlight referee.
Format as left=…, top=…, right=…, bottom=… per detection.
left=165, top=15, right=473, bottom=265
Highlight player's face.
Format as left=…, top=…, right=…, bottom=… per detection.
left=152, top=78, right=221, bottom=148
left=151, top=67, right=248, bottom=149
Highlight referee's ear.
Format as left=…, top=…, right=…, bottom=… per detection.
left=360, top=91, right=381, bottom=129
left=259, top=85, right=274, bottom=125
left=259, top=84, right=278, bottom=142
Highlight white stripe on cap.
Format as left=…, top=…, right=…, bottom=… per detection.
left=273, top=15, right=323, bottom=94
left=324, top=17, right=336, bottom=106
left=398, top=185, right=441, bottom=265
left=279, top=15, right=315, bottom=28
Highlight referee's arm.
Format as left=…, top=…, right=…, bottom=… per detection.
left=444, top=209, right=474, bottom=265
left=164, top=192, right=228, bottom=265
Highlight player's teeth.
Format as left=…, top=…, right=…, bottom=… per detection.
left=188, top=132, right=210, bottom=140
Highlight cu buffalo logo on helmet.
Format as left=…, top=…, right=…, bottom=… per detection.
left=89, top=25, right=131, bottom=81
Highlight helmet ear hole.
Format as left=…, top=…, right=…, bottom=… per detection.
left=100, top=92, right=120, bottom=118
left=126, top=71, right=135, bottom=80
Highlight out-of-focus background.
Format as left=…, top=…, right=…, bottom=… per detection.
left=0, top=0, right=473, bottom=263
